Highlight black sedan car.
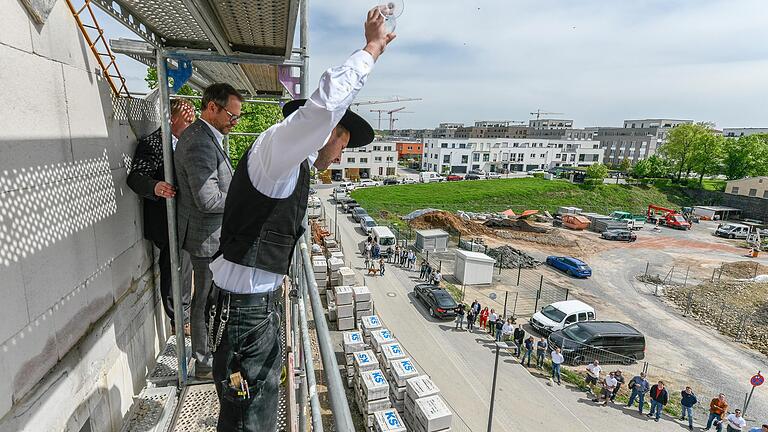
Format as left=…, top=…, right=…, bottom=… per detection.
left=413, top=284, right=459, bottom=319
left=464, top=173, right=482, bottom=180
left=383, top=177, right=399, bottom=185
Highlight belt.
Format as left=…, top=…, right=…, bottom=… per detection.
left=218, top=287, right=283, bottom=308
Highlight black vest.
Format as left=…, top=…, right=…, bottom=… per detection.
left=218, top=147, right=309, bottom=275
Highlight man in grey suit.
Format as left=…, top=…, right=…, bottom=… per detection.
left=174, top=83, right=242, bottom=377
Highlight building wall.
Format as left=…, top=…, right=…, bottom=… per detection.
left=595, top=127, right=660, bottom=165
left=0, top=2, right=165, bottom=431
left=725, top=177, right=768, bottom=199
left=395, top=141, right=423, bottom=160
left=330, top=142, right=398, bottom=179
left=723, top=128, right=768, bottom=137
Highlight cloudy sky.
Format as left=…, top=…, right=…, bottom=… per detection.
left=105, top=0, right=768, bottom=130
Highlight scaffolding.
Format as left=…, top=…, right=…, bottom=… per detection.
left=77, top=0, right=354, bottom=429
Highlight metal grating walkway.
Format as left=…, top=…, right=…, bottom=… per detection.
left=148, top=336, right=192, bottom=386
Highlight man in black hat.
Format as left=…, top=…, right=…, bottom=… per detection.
left=207, top=7, right=395, bottom=431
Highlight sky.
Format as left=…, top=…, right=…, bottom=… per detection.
left=102, top=0, right=768, bottom=130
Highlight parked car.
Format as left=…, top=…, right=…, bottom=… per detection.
left=419, top=172, right=444, bottom=183
left=715, top=223, right=751, bottom=239
left=547, top=321, right=646, bottom=365
left=546, top=256, right=592, bottom=278
left=383, top=177, right=399, bottom=185
left=309, top=187, right=317, bottom=195
left=446, top=174, right=463, bottom=182
left=601, top=230, right=637, bottom=242
left=341, top=199, right=358, bottom=212
left=332, top=172, right=342, bottom=181
left=530, top=300, right=596, bottom=335
left=401, top=178, right=417, bottom=185
left=360, top=216, right=376, bottom=234
left=469, top=168, right=486, bottom=176
left=413, top=284, right=458, bottom=319
left=359, top=179, right=380, bottom=187
left=351, top=207, right=368, bottom=222
left=339, top=181, right=356, bottom=192
left=527, top=168, right=546, bottom=175
left=464, top=173, right=482, bottom=180
left=486, top=172, right=502, bottom=179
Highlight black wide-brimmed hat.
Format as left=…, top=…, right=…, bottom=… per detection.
left=282, top=99, right=375, bottom=148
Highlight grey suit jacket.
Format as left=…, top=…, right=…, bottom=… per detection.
left=174, top=120, right=233, bottom=257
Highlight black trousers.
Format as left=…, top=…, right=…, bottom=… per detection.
left=212, top=289, right=283, bottom=432
left=158, top=242, right=192, bottom=326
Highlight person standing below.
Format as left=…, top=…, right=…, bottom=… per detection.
left=535, top=338, right=548, bottom=368
left=407, top=250, right=415, bottom=269
left=627, top=372, right=650, bottom=414
left=680, top=386, right=697, bottom=430
left=379, top=258, right=385, bottom=276
left=705, top=394, right=729, bottom=431
left=521, top=336, right=534, bottom=366
left=127, top=98, right=195, bottom=334
left=647, top=381, right=668, bottom=422
left=208, top=11, right=395, bottom=430
left=487, top=309, right=498, bottom=336
left=365, top=241, right=373, bottom=259
left=585, top=360, right=602, bottom=397
left=419, top=259, right=428, bottom=279
left=433, top=270, right=442, bottom=286
left=610, top=370, right=625, bottom=403
left=455, top=303, right=466, bottom=329
left=550, top=347, right=564, bottom=385
left=175, top=83, right=241, bottom=378
left=479, top=306, right=489, bottom=330
left=471, top=299, right=481, bottom=317
left=513, top=324, right=525, bottom=356
left=501, top=318, right=513, bottom=340
left=425, top=263, right=433, bottom=283
left=466, top=305, right=476, bottom=331
left=594, top=371, right=618, bottom=405
left=494, top=316, right=505, bottom=342
left=721, top=409, right=746, bottom=432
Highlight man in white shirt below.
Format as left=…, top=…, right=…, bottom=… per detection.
left=721, top=409, right=747, bottom=432
left=206, top=8, right=395, bottom=431
left=585, top=359, right=602, bottom=396
left=550, top=347, right=564, bottom=385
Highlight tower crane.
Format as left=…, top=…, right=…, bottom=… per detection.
left=530, top=109, right=564, bottom=120
left=351, top=96, right=422, bottom=108
left=370, top=107, right=413, bottom=131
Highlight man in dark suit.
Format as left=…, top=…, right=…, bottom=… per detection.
left=174, top=84, right=240, bottom=378
left=127, top=98, right=195, bottom=333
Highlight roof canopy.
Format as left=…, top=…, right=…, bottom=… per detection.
left=98, top=0, right=301, bottom=95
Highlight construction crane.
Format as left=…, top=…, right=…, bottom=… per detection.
left=351, top=96, right=422, bottom=108
left=530, top=109, right=564, bottom=120
left=370, top=107, right=413, bottom=131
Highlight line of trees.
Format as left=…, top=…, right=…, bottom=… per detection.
left=625, top=123, right=768, bottom=185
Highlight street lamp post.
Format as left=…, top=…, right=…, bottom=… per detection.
left=487, top=341, right=507, bottom=432
left=334, top=201, right=339, bottom=241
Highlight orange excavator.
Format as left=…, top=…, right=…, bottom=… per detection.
left=647, top=205, right=691, bottom=230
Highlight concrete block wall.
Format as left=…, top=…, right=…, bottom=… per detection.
left=0, top=1, right=166, bottom=431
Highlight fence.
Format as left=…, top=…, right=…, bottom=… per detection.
left=384, top=222, right=569, bottom=319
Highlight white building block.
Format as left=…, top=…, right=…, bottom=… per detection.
left=406, top=375, right=440, bottom=402
left=353, top=350, right=379, bottom=373
left=374, top=409, right=408, bottom=432
left=343, top=331, right=365, bottom=354
left=361, top=315, right=383, bottom=336
left=390, top=358, right=419, bottom=388
left=371, top=329, right=395, bottom=352
left=337, top=304, right=354, bottom=319
left=337, top=317, right=355, bottom=331
left=339, top=267, right=357, bottom=285
left=414, top=395, right=452, bottom=432
left=353, top=285, right=371, bottom=303
left=334, top=286, right=354, bottom=305
left=328, top=257, right=344, bottom=271
left=360, top=369, right=389, bottom=401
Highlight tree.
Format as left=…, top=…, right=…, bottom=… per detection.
left=585, top=163, right=608, bottom=180
left=619, top=158, right=632, bottom=173
left=632, top=159, right=650, bottom=178
left=689, top=134, right=724, bottom=185
left=660, top=122, right=713, bottom=181
left=721, top=135, right=768, bottom=180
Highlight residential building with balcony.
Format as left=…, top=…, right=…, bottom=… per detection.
left=328, top=141, right=398, bottom=180
left=597, top=118, right=693, bottom=165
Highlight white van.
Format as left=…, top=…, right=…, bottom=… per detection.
left=371, top=226, right=397, bottom=251
left=529, top=300, right=595, bottom=334
left=715, top=223, right=750, bottom=239
left=339, top=181, right=356, bottom=192
left=419, top=172, right=444, bottom=183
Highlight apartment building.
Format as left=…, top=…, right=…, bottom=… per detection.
left=455, top=121, right=529, bottom=139
left=723, top=128, right=768, bottom=138
left=395, top=140, right=424, bottom=167
left=597, top=118, right=693, bottom=165
left=328, top=141, right=398, bottom=180
left=422, top=138, right=603, bottom=174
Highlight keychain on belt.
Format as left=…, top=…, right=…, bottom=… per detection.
left=208, top=293, right=230, bottom=352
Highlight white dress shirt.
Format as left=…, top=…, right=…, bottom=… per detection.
left=200, top=118, right=225, bottom=147
left=210, top=50, right=375, bottom=294
left=551, top=351, right=564, bottom=365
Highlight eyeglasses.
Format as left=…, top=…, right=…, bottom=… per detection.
left=215, top=102, right=241, bottom=123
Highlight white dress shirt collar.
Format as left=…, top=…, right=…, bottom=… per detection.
left=200, top=119, right=225, bottom=147
left=172, top=134, right=178, bottom=151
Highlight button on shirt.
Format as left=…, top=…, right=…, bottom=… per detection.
left=210, top=50, right=375, bottom=294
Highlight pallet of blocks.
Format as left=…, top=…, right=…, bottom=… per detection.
left=360, top=315, right=383, bottom=339
left=356, top=369, right=392, bottom=428
left=353, top=286, right=373, bottom=321
left=352, top=349, right=379, bottom=392
left=339, top=266, right=357, bottom=286
left=388, top=358, right=419, bottom=414
left=373, top=408, right=408, bottom=432
left=343, top=330, right=366, bottom=387
left=409, top=395, right=452, bottom=432
left=326, top=287, right=337, bottom=322
left=378, top=341, right=407, bottom=375
left=403, top=376, right=440, bottom=430
left=323, top=237, right=340, bottom=254
left=335, top=286, right=355, bottom=330
left=311, top=255, right=328, bottom=294
left=369, top=328, right=395, bottom=353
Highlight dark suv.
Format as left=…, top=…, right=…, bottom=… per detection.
left=547, top=321, right=646, bottom=365
left=413, top=284, right=458, bottom=319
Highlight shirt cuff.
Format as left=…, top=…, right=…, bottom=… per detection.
left=346, top=49, right=375, bottom=75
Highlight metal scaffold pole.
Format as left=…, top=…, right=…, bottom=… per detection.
left=157, top=49, right=188, bottom=387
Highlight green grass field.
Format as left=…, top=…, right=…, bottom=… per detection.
left=351, top=178, right=696, bottom=221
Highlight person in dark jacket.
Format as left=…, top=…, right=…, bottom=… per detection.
left=680, top=386, right=697, bottom=430
left=521, top=336, right=534, bottom=366
left=647, top=381, right=668, bottom=422
left=513, top=325, right=526, bottom=357
left=627, top=372, right=650, bottom=414
left=610, top=370, right=625, bottom=403
left=494, top=316, right=505, bottom=341
left=126, top=98, right=195, bottom=333
left=455, top=303, right=466, bottom=329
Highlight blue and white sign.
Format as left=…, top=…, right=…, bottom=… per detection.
left=374, top=409, right=406, bottom=432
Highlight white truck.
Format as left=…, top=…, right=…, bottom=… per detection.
left=419, top=172, right=444, bottom=183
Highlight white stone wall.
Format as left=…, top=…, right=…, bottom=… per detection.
left=0, top=1, right=165, bottom=431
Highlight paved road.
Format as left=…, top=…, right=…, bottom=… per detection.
left=318, top=185, right=711, bottom=431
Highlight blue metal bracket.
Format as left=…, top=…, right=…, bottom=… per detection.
left=165, top=57, right=192, bottom=93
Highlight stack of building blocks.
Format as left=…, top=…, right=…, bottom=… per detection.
left=335, top=286, right=355, bottom=330
left=378, top=341, right=407, bottom=374
left=370, top=328, right=395, bottom=353
left=356, top=369, right=392, bottom=428
left=410, top=395, right=452, bottom=432
left=311, top=256, right=328, bottom=293
left=343, top=330, right=366, bottom=386
left=339, top=266, right=357, bottom=286
left=353, top=285, right=373, bottom=321
left=352, top=350, right=379, bottom=391
left=373, top=408, right=408, bottom=432
left=403, top=375, right=440, bottom=429
left=388, top=358, right=419, bottom=413
left=361, top=315, right=383, bottom=339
